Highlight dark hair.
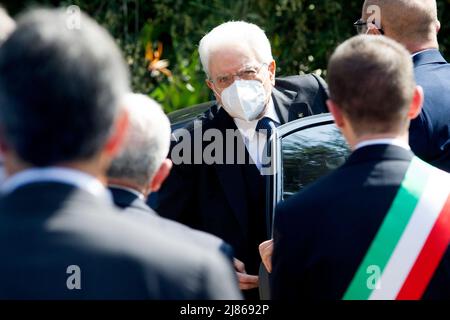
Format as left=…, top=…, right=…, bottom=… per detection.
left=0, top=8, right=129, bottom=166
left=327, top=35, right=416, bottom=135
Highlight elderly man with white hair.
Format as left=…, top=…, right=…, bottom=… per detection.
left=107, top=93, right=237, bottom=267
left=108, top=93, right=174, bottom=199
left=155, top=21, right=329, bottom=299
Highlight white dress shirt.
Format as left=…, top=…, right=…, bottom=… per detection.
left=233, top=98, right=281, bottom=171
left=354, top=138, right=411, bottom=151
left=0, top=167, right=111, bottom=202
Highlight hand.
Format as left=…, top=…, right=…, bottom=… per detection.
left=233, top=258, right=259, bottom=290
left=258, top=239, right=273, bottom=273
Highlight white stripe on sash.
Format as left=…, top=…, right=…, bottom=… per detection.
left=369, top=168, right=450, bottom=300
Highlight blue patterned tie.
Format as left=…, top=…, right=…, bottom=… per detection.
left=255, top=117, right=279, bottom=170
left=256, top=117, right=280, bottom=137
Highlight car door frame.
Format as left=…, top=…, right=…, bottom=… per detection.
left=259, top=113, right=336, bottom=300
left=265, top=113, right=336, bottom=237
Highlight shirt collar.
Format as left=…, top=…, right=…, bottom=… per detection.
left=233, top=97, right=280, bottom=139
left=411, top=48, right=438, bottom=58
left=354, top=138, right=411, bottom=151
left=1, top=167, right=112, bottom=202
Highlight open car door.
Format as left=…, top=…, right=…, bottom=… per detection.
left=259, top=113, right=351, bottom=299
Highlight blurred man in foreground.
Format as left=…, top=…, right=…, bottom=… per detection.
left=0, top=8, right=241, bottom=299
left=272, top=35, right=450, bottom=300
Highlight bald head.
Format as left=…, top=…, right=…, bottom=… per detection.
left=362, top=0, right=439, bottom=51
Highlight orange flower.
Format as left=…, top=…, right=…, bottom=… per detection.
left=145, top=41, right=172, bottom=78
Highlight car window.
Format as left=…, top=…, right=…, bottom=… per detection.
left=281, top=123, right=350, bottom=200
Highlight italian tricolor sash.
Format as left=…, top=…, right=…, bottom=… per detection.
left=343, top=157, right=450, bottom=300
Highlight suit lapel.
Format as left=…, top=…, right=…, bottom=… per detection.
left=272, top=86, right=296, bottom=124
left=212, top=108, right=249, bottom=234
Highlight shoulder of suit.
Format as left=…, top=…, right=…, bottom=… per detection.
left=0, top=187, right=238, bottom=298
left=275, top=74, right=325, bottom=91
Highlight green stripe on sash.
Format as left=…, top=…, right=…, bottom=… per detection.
left=343, top=157, right=430, bottom=300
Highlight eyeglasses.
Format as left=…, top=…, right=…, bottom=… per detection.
left=354, top=19, right=384, bottom=35
left=209, top=63, right=268, bottom=89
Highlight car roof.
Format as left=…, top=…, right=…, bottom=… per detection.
left=168, top=101, right=215, bottom=131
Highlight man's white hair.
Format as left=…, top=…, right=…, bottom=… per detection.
left=198, top=21, right=273, bottom=76
left=107, top=93, right=171, bottom=187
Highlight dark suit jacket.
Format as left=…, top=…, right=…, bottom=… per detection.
left=271, top=144, right=450, bottom=300
left=109, top=186, right=234, bottom=261
left=155, top=75, right=329, bottom=278
left=0, top=182, right=242, bottom=300
left=411, top=49, right=450, bottom=172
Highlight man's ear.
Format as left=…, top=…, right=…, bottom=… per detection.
left=268, top=60, right=276, bottom=86
left=327, top=99, right=345, bottom=129
left=206, top=79, right=214, bottom=91
left=407, top=85, right=424, bottom=120
left=436, top=20, right=441, bottom=34
left=206, top=79, right=221, bottom=102
left=150, top=159, right=173, bottom=192
left=104, top=109, right=129, bottom=157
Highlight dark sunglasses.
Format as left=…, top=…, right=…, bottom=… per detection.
left=354, top=19, right=384, bottom=35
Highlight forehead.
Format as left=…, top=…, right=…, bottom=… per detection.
left=208, top=45, right=259, bottom=77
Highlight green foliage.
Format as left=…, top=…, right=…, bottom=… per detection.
left=7, top=0, right=450, bottom=112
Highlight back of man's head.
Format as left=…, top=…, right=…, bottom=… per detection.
left=107, top=94, right=171, bottom=189
left=327, top=35, right=416, bottom=137
left=0, top=8, right=129, bottom=167
left=363, top=0, right=438, bottom=47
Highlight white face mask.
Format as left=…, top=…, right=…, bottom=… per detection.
left=220, top=79, right=268, bottom=121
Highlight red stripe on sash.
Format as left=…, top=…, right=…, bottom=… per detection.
left=396, top=195, right=450, bottom=300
